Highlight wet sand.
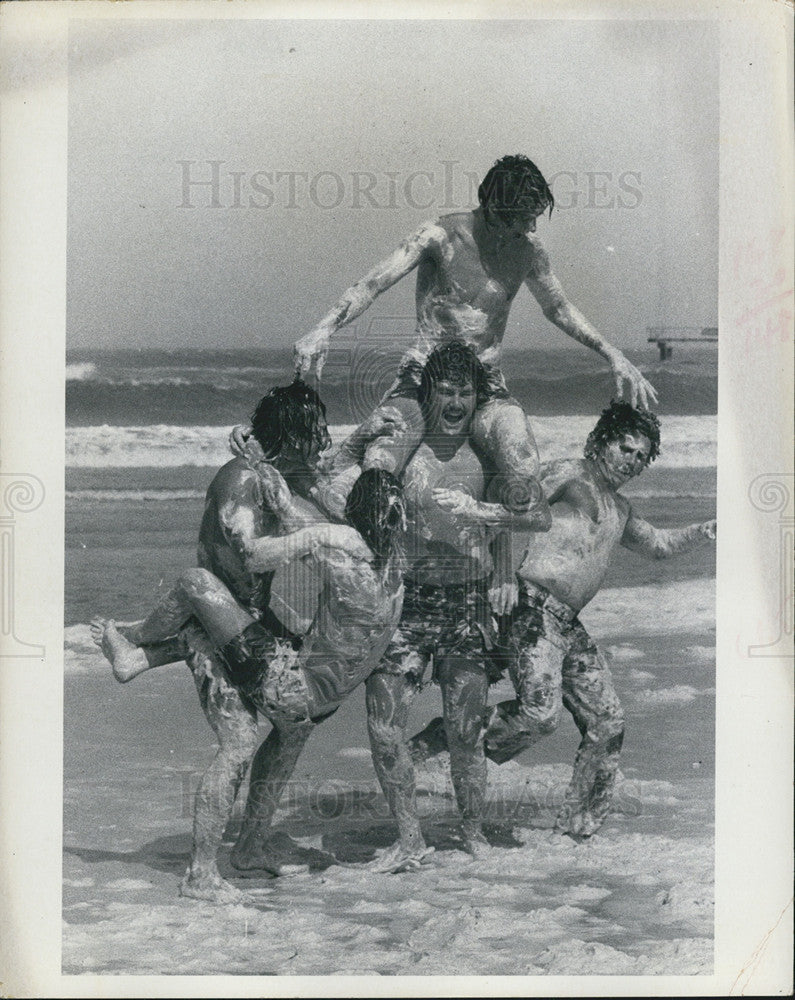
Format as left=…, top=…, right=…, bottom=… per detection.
left=63, top=578, right=715, bottom=976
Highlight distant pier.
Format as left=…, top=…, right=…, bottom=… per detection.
left=646, top=326, right=718, bottom=361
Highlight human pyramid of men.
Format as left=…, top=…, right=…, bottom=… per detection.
left=92, top=155, right=716, bottom=903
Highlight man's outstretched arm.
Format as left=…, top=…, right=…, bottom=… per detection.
left=294, top=222, right=446, bottom=377
left=431, top=487, right=552, bottom=532
left=523, top=244, right=658, bottom=409
left=621, top=512, right=716, bottom=559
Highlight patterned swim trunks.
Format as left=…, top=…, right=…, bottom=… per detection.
left=217, top=619, right=322, bottom=724
left=376, top=576, right=505, bottom=685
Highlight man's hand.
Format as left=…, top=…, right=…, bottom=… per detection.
left=250, top=459, right=293, bottom=515
left=608, top=351, right=658, bottom=409
left=488, top=578, right=518, bottom=616
left=432, top=487, right=479, bottom=518
left=358, top=406, right=408, bottom=442
left=229, top=423, right=257, bottom=459
left=294, top=328, right=331, bottom=379
left=698, top=519, right=717, bottom=541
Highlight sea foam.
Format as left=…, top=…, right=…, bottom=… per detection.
left=66, top=416, right=717, bottom=470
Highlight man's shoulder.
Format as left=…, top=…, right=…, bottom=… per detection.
left=523, top=232, right=551, bottom=271
left=206, top=457, right=259, bottom=498
left=435, top=211, right=476, bottom=238
left=541, top=457, right=586, bottom=479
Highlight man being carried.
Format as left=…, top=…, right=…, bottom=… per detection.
left=293, top=153, right=657, bottom=510
left=93, top=382, right=422, bottom=901
left=416, top=401, right=716, bottom=840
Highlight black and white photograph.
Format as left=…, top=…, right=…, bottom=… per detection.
left=0, top=1, right=792, bottom=994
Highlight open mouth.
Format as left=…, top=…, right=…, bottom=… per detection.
left=442, top=406, right=467, bottom=425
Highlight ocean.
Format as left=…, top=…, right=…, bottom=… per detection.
left=63, top=346, right=718, bottom=973
left=65, top=346, right=717, bottom=626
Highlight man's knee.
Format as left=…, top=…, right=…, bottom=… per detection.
left=594, top=706, right=625, bottom=749
left=520, top=698, right=562, bottom=737
left=179, top=567, right=218, bottom=598
left=444, top=710, right=483, bottom=750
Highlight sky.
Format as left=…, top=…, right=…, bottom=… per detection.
left=66, top=17, right=719, bottom=352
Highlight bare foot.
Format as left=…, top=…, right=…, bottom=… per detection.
left=556, top=810, right=599, bottom=842
left=179, top=865, right=260, bottom=904
left=366, top=840, right=435, bottom=874
left=461, top=824, right=489, bottom=857
left=90, top=618, right=150, bottom=683
left=231, top=831, right=312, bottom=876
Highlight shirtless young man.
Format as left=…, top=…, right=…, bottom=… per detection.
left=94, top=466, right=408, bottom=898
left=417, top=401, right=716, bottom=841
left=359, top=342, right=550, bottom=860
left=293, top=154, right=657, bottom=508
left=93, top=381, right=423, bottom=901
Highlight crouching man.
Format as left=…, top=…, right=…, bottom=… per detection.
left=418, top=400, right=716, bottom=840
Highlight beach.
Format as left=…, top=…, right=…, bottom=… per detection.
left=63, top=348, right=717, bottom=976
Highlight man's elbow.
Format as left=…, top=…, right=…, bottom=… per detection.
left=528, top=502, right=552, bottom=533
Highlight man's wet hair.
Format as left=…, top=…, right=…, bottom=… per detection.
left=344, top=469, right=405, bottom=571
left=250, top=378, right=331, bottom=461
left=417, top=342, right=488, bottom=412
left=478, top=154, right=554, bottom=219
left=584, top=400, right=661, bottom=465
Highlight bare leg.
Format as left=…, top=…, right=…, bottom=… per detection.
left=472, top=400, right=543, bottom=512
left=438, top=657, right=490, bottom=854
left=556, top=637, right=625, bottom=839
left=364, top=671, right=432, bottom=872
left=180, top=629, right=262, bottom=903
left=90, top=619, right=186, bottom=682
left=230, top=718, right=316, bottom=874
left=362, top=397, right=425, bottom=476
left=128, top=568, right=252, bottom=647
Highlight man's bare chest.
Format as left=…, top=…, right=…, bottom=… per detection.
left=405, top=443, right=486, bottom=508
left=421, top=238, right=527, bottom=306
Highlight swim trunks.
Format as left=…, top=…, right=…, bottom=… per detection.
left=485, top=580, right=624, bottom=835
left=376, top=575, right=504, bottom=685
left=218, top=619, right=331, bottom=724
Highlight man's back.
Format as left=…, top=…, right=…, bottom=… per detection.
left=197, top=457, right=282, bottom=615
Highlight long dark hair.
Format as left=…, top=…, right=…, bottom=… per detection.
left=584, top=400, right=661, bottom=465
left=344, top=469, right=405, bottom=571
left=250, top=378, right=331, bottom=460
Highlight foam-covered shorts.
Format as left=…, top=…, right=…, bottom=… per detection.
left=375, top=576, right=505, bottom=685
left=218, top=620, right=337, bottom=725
